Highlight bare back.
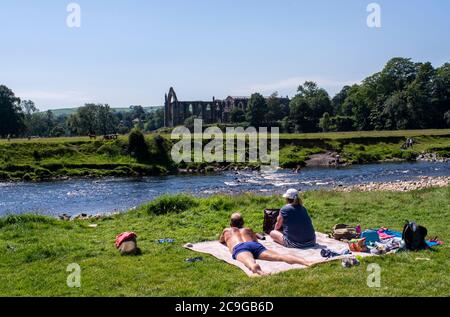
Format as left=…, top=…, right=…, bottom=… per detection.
left=220, top=227, right=258, bottom=252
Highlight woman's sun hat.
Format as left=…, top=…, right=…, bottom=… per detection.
left=282, top=188, right=299, bottom=200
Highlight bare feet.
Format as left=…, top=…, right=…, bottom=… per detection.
left=303, top=260, right=315, bottom=267
left=254, top=269, right=270, bottom=276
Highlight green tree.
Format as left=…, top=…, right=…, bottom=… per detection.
left=332, top=85, right=352, bottom=115
left=444, top=111, right=450, bottom=127
left=145, top=108, right=165, bottom=131
left=245, top=93, right=268, bottom=127
left=288, top=81, right=332, bottom=132
left=97, top=104, right=118, bottom=134
left=380, top=91, right=409, bottom=130
left=130, top=105, right=146, bottom=120
left=330, top=116, right=355, bottom=132
left=319, top=112, right=332, bottom=132
left=378, top=57, right=417, bottom=96
left=405, top=62, right=435, bottom=129
left=0, top=85, right=24, bottom=137
left=68, top=104, right=117, bottom=135
left=265, top=92, right=285, bottom=125
left=230, top=107, right=246, bottom=123
left=433, top=63, right=450, bottom=127
left=289, top=95, right=314, bottom=132
left=20, top=100, right=38, bottom=136
left=280, top=116, right=293, bottom=133
left=342, top=78, right=378, bottom=131
left=68, top=104, right=98, bottom=135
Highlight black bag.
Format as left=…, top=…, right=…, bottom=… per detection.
left=263, top=209, right=281, bottom=234
left=402, top=221, right=428, bottom=251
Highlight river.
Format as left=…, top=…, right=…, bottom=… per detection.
left=1, top=161, right=449, bottom=217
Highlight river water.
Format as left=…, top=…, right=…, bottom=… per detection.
left=1, top=161, right=449, bottom=217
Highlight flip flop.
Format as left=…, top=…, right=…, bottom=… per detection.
left=185, top=257, right=203, bottom=263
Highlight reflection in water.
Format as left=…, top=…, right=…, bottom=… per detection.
left=0, top=161, right=449, bottom=217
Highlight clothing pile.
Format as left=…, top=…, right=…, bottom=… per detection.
left=324, top=222, right=443, bottom=259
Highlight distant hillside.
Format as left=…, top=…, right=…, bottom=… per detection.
left=45, top=106, right=163, bottom=117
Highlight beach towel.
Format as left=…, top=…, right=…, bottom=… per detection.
left=184, top=232, right=374, bottom=277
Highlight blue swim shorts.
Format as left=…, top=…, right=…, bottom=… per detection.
left=232, top=242, right=267, bottom=260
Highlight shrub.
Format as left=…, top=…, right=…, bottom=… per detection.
left=0, top=214, right=55, bottom=229
left=0, top=171, right=9, bottom=179
left=128, top=129, right=150, bottom=162
left=97, top=142, right=121, bottom=156
left=47, top=145, right=78, bottom=157
left=207, top=196, right=236, bottom=211
left=22, top=173, right=34, bottom=181
left=41, top=162, right=65, bottom=171
left=34, top=168, right=53, bottom=179
left=32, top=150, right=42, bottom=161
left=400, top=151, right=418, bottom=161
left=145, top=194, right=198, bottom=215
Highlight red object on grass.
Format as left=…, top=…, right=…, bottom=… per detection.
left=115, top=232, right=137, bottom=248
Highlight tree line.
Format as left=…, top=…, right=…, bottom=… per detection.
left=231, top=57, right=450, bottom=132
left=0, top=88, right=164, bottom=138
left=1, top=57, right=449, bottom=138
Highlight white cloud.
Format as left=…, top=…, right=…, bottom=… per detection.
left=232, top=76, right=359, bottom=96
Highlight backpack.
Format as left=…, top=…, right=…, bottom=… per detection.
left=402, top=221, right=428, bottom=251
left=331, top=224, right=359, bottom=241
left=263, top=209, right=281, bottom=234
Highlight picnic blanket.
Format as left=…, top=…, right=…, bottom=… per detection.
left=184, top=232, right=374, bottom=277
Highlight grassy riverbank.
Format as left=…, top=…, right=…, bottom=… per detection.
left=1, top=129, right=450, bottom=181
left=0, top=136, right=174, bottom=181
left=0, top=187, right=449, bottom=296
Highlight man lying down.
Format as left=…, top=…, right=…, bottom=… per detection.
left=219, top=213, right=313, bottom=276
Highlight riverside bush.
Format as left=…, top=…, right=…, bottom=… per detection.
left=145, top=194, right=199, bottom=215
left=128, top=129, right=150, bottom=162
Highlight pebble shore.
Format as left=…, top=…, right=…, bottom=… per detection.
left=336, top=176, right=450, bottom=192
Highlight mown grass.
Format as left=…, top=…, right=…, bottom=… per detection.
left=0, top=188, right=449, bottom=297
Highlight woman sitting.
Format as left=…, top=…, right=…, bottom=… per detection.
left=270, top=189, right=316, bottom=249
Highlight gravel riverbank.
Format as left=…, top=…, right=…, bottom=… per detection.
left=336, top=176, right=450, bottom=192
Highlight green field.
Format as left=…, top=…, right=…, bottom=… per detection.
left=1, top=129, right=450, bottom=181
left=0, top=188, right=449, bottom=296
left=2, top=129, right=450, bottom=144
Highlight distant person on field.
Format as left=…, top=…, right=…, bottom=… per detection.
left=220, top=213, right=313, bottom=276
left=270, top=189, right=316, bottom=249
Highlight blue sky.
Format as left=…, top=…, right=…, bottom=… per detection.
left=0, top=0, right=449, bottom=110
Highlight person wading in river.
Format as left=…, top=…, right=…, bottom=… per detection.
left=220, top=213, right=313, bottom=276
